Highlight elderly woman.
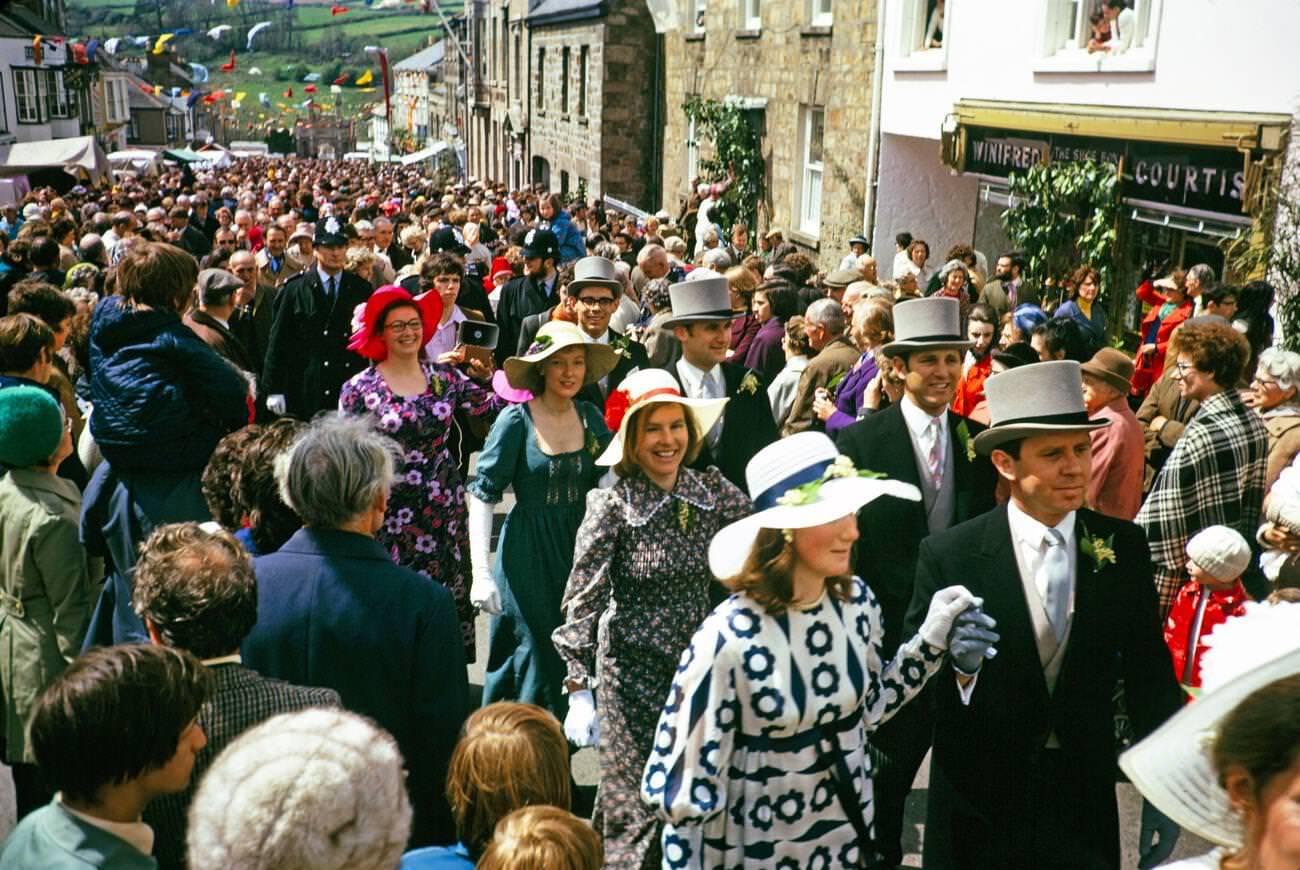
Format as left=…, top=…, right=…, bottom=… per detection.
left=815, top=297, right=894, bottom=433
left=930, top=258, right=972, bottom=333
left=467, top=321, right=618, bottom=719
left=725, top=265, right=760, bottom=363
left=340, top=285, right=502, bottom=660
left=1054, top=265, right=1108, bottom=353
left=345, top=245, right=379, bottom=287
left=553, top=369, right=749, bottom=869
left=1248, top=347, right=1300, bottom=490
left=642, top=432, right=990, bottom=868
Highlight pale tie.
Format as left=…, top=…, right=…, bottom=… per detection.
left=1039, top=529, right=1071, bottom=643
left=701, top=370, right=724, bottom=448
left=925, top=417, right=944, bottom=490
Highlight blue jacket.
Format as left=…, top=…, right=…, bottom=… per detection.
left=88, top=296, right=249, bottom=474
left=0, top=801, right=156, bottom=869
left=243, top=527, right=469, bottom=848
left=546, top=209, right=585, bottom=264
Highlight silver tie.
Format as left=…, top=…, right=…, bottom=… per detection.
left=1039, top=528, right=1071, bottom=642
left=703, top=371, right=724, bottom=448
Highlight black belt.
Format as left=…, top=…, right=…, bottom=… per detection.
left=735, top=708, right=862, bottom=752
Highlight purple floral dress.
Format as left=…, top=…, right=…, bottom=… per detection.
left=339, top=362, right=503, bottom=660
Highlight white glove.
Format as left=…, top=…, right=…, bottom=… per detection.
left=563, top=689, right=599, bottom=747
left=467, top=493, right=502, bottom=615
left=266, top=394, right=287, bottom=416
left=918, top=585, right=979, bottom=649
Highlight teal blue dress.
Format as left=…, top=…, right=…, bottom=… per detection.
left=468, top=400, right=611, bottom=718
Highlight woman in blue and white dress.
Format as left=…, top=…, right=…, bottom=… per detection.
left=642, top=432, right=999, bottom=869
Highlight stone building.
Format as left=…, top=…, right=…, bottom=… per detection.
left=526, top=0, right=659, bottom=205
left=393, top=39, right=445, bottom=142
left=659, top=0, right=878, bottom=268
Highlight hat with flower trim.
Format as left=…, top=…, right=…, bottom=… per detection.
left=595, top=368, right=727, bottom=467
left=502, top=320, right=618, bottom=394
left=707, top=432, right=921, bottom=580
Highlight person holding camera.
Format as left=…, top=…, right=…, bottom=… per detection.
left=339, top=284, right=503, bottom=663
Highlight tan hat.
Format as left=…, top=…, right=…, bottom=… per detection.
left=1080, top=347, right=1135, bottom=396
left=763, top=227, right=783, bottom=240
left=503, top=320, right=618, bottom=393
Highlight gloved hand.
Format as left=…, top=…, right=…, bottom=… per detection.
left=918, top=585, right=978, bottom=649
left=563, top=690, right=599, bottom=747
left=1138, top=799, right=1180, bottom=869
left=466, top=493, right=502, bottom=615
left=266, top=394, right=287, bottom=416
left=948, top=607, right=999, bottom=674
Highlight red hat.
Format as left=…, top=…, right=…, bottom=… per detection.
left=348, top=285, right=443, bottom=362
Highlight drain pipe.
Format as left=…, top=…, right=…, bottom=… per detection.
left=861, top=0, right=887, bottom=248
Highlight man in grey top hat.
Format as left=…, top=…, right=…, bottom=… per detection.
left=665, top=274, right=778, bottom=492
left=834, top=295, right=999, bottom=868
left=903, top=360, right=1181, bottom=870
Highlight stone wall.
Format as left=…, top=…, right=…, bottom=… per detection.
left=529, top=21, right=606, bottom=197
left=660, top=0, right=878, bottom=270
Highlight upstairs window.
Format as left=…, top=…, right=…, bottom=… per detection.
left=1038, top=0, right=1162, bottom=71
left=798, top=105, right=824, bottom=236
left=740, top=0, right=760, bottom=30
left=561, top=47, right=569, bottom=114
left=691, top=0, right=707, bottom=34
left=577, top=46, right=588, bottom=117
left=536, top=47, right=545, bottom=109
left=808, top=0, right=831, bottom=28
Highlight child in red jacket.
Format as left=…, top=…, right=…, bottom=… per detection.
left=1163, top=525, right=1252, bottom=694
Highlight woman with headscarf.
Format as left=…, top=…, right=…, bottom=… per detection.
left=339, top=285, right=503, bottom=660
left=552, top=369, right=751, bottom=869
left=467, top=321, right=618, bottom=718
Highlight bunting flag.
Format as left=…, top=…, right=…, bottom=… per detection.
left=304, top=84, right=316, bottom=94
left=72, top=42, right=89, bottom=64
left=246, top=21, right=271, bottom=51
left=207, top=24, right=232, bottom=39
left=31, top=36, right=42, bottom=66
left=283, top=87, right=293, bottom=98
left=333, top=73, right=350, bottom=85
left=303, top=72, right=321, bottom=82
left=355, top=68, right=373, bottom=85
left=259, top=92, right=271, bottom=107
left=363, top=45, right=392, bottom=127
left=331, top=4, right=350, bottom=14
left=330, top=84, right=343, bottom=94
left=104, top=37, right=122, bottom=54
left=153, top=33, right=175, bottom=54
left=249, top=66, right=262, bottom=76
left=189, top=63, right=210, bottom=83
left=299, top=98, right=313, bottom=108
left=235, top=91, right=247, bottom=103
left=220, top=50, right=236, bottom=72
left=187, top=89, right=204, bottom=108
left=227, top=0, right=240, bottom=7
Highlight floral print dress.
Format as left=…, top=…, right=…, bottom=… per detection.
left=552, top=467, right=752, bottom=870
left=339, top=362, right=503, bottom=660
left=643, top=578, right=946, bottom=869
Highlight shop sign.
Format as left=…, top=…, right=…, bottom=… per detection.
left=963, top=125, right=1248, bottom=217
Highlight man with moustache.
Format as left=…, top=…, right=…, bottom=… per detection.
left=978, top=251, right=1037, bottom=319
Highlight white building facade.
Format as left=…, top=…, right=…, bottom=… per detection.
left=872, top=0, right=1300, bottom=309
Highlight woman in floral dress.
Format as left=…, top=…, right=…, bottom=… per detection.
left=642, top=432, right=996, bottom=868
left=339, top=285, right=502, bottom=660
left=466, top=320, right=618, bottom=719
left=552, top=369, right=750, bottom=870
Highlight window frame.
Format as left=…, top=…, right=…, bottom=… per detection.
left=12, top=67, right=43, bottom=125
left=893, top=0, right=950, bottom=72
left=1034, top=0, right=1163, bottom=73
left=561, top=46, right=570, bottom=115
left=0, top=77, right=8, bottom=132
left=808, top=0, right=831, bottom=28
left=691, top=0, right=707, bottom=35
left=535, top=46, right=545, bottom=110
left=686, top=115, right=698, bottom=184
left=740, top=0, right=761, bottom=30
left=46, top=69, right=70, bottom=120
left=797, top=104, right=824, bottom=237
left=577, top=46, right=588, bottom=117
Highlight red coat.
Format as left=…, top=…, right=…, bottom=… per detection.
left=1163, top=578, right=1249, bottom=693
left=952, top=353, right=992, bottom=418
left=1131, top=280, right=1192, bottom=397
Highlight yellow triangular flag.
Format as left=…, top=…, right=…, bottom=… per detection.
left=235, top=91, right=247, bottom=103
left=355, top=68, right=373, bottom=85
left=153, top=33, right=174, bottom=55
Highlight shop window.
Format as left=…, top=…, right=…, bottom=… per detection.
left=691, top=0, right=707, bottom=35
left=1037, top=0, right=1162, bottom=72
left=797, top=105, right=824, bottom=237
left=13, top=68, right=42, bottom=124
left=740, top=0, right=760, bottom=31
left=807, top=0, right=831, bottom=27
left=895, top=0, right=949, bottom=71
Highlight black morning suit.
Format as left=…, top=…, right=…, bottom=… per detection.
left=261, top=268, right=372, bottom=419
left=495, top=272, right=559, bottom=367
left=669, top=361, right=778, bottom=491
left=903, top=506, right=1181, bottom=870
left=833, top=401, right=998, bottom=867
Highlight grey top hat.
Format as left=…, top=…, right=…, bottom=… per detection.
left=663, top=276, right=740, bottom=328
left=881, top=297, right=974, bottom=357
left=973, top=360, right=1111, bottom=455
left=569, top=256, right=622, bottom=294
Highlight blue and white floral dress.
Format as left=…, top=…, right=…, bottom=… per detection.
left=642, top=577, right=945, bottom=869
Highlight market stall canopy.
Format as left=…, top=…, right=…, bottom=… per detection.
left=163, top=148, right=208, bottom=164
left=399, top=142, right=448, bottom=165
left=108, top=149, right=163, bottom=175
left=0, top=136, right=110, bottom=183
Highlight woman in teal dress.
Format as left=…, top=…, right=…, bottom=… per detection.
left=466, top=320, right=619, bottom=718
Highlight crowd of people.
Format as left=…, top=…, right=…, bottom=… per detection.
left=0, top=154, right=1297, bottom=870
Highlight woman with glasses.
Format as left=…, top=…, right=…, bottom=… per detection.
left=1246, top=347, right=1300, bottom=489
left=339, top=285, right=503, bottom=661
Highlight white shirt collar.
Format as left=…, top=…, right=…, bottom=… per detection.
left=585, top=328, right=611, bottom=345
left=201, top=653, right=242, bottom=666
left=899, top=393, right=948, bottom=439
left=676, top=357, right=721, bottom=395
left=435, top=304, right=468, bottom=334
left=1006, top=498, right=1077, bottom=554
left=57, top=795, right=155, bottom=857
left=316, top=265, right=339, bottom=287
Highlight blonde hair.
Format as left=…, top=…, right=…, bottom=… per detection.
left=477, top=806, right=602, bottom=870
left=613, top=402, right=702, bottom=479
left=722, top=527, right=854, bottom=613
left=445, top=703, right=571, bottom=858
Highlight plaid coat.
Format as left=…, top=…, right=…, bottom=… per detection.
left=144, top=662, right=340, bottom=870
left=1135, top=389, right=1268, bottom=613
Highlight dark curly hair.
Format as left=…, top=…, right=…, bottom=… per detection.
left=237, top=418, right=306, bottom=553
left=200, top=425, right=263, bottom=531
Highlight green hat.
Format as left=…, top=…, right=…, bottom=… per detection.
left=0, top=386, right=64, bottom=468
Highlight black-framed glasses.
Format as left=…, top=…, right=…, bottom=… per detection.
left=385, top=319, right=423, bottom=334
left=576, top=296, right=617, bottom=308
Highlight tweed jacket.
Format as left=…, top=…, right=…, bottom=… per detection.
left=1136, top=389, right=1268, bottom=611
left=144, top=662, right=340, bottom=870
left=782, top=334, right=862, bottom=436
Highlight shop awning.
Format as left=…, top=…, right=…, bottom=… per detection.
left=163, top=148, right=207, bottom=164
left=941, top=100, right=1292, bottom=221
left=400, top=142, right=448, bottom=165
left=0, top=136, right=110, bottom=183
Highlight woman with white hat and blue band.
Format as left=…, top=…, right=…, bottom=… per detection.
left=551, top=368, right=751, bottom=870
left=641, top=432, right=997, bottom=868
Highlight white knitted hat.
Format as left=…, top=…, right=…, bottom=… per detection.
left=187, top=708, right=412, bottom=870
left=1185, top=525, right=1252, bottom=583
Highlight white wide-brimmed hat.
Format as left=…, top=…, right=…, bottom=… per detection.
left=708, top=432, right=921, bottom=579
left=881, top=296, right=973, bottom=357
left=502, top=320, right=618, bottom=393
left=973, top=360, right=1110, bottom=455
left=1119, top=602, right=1300, bottom=848
left=595, top=368, right=727, bottom=467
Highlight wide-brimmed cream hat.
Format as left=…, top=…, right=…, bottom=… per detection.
left=881, top=296, right=973, bottom=357
left=595, top=368, right=727, bottom=467
left=1120, top=602, right=1300, bottom=848
left=973, top=360, right=1109, bottom=455
left=708, top=432, right=920, bottom=579
left=502, top=320, right=618, bottom=393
